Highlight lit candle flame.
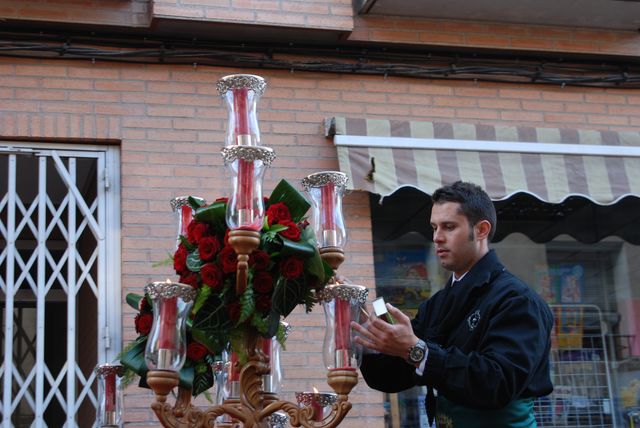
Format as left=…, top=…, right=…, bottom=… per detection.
left=165, top=278, right=172, bottom=284
left=312, top=386, right=319, bottom=394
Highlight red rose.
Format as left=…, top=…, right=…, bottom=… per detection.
left=134, top=312, right=153, bottom=335
left=227, top=302, right=241, bottom=322
left=180, top=271, right=200, bottom=288
left=139, top=297, right=151, bottom=312
left=253, top=271, right=274, bottom=293
left=201, top=263, right=224, bottom=290
left=256, top=294, right=271, bottom=313
left=279, top=220, right=301, bottom=241
left=250, top=250, right=270, bottom=271
left=187, top=221, right=209, bottom=245
left=220, top=246, right=238, bottom=274
left=266, top=202, right=291, bottom=225
left=280, top=256, right=304, bottom=279
left=186, top=341, right=208, bottom=361
left=199, top=236, right=221, bottom=261
left=173, top=244, right=188, bottom=273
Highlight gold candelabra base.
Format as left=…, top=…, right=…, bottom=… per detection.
left=146, top=333, right=358, bottom=428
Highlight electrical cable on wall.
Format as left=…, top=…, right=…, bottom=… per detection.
left=0, top=31, right=638, bottom=88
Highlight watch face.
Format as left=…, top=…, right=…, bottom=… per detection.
left=409, top=346, right=425, bottom=363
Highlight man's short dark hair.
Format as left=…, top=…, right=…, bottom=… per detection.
left=431, top=181, right=497, bottom=241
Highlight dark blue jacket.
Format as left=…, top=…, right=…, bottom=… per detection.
left=360, top=250, right=554, bottom=410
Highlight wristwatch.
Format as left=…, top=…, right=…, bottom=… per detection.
left=407, top=339, right=427, bottom=365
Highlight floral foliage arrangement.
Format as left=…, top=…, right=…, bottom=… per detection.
left=120, top=179, right=333, bottom=396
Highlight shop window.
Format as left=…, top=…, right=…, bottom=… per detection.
left=370, top=187, right=640, bottom=428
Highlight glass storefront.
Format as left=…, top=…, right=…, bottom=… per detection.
left=370, top=188, right=640, bottom=428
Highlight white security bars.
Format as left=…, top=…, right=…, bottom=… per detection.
left=0, top=144, right=121, bottom=427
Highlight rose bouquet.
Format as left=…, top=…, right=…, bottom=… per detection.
left=120, top=179, right=333, bottom=396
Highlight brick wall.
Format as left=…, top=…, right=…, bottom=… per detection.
left=4, top=1, right=640, bottom=58
left=0, top=0, right=151, bottom=27
left=1, top=57, right=640, bottom=426
left=349, top=15, right=640, bottom=57
left=152, top=0, right=353, bottom=31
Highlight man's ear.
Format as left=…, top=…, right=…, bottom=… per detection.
left=475, top=220, right=492, bottom=241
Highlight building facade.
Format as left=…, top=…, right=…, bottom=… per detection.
left=1, top=1, right=640, bottom=427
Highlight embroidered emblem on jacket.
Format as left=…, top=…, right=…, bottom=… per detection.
left=436, top=413, right=453, bottom=428
left=467, top=310, right=481, bottom=331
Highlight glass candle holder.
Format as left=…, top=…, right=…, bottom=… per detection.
left=170, top=196, right=206, bottom=249
left=295, top=391, right=338, bottom=422
left=95, top=363, right=125, bottom=427
left=217, top=74, right=266, bottom=146
left=317, top=283, right=369, bottom=370
left=222, top=146, right=276, bottom=231
left=301, top=171, right=349, bottom=249
left=144, top=280, right=197, bottom=371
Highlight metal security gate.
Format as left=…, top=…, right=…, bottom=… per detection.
left=535, top=304, right=617, bottom=428
left=0, top=144, right=121, bottom=428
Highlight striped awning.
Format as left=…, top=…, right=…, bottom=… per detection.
left=327, top=117, right=640, bottom=205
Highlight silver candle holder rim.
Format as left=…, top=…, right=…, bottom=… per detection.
left=144, top=281, right=198, bottom=302
left=170, top=196, right=206, bottom=212
left=269, top=412, right=289, bottom=426
left=221, top=145, right=276, bottom=166
left=317, top=283, right=369, bottom=304
left=95, top=363, right=126, bottom=377
left=295, top=391, right=338, bottom=407
left=301, top=171, right=349, bottom=190
left=216, top=74, right=267, bottom=97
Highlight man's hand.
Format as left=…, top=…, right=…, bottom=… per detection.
left=351, top=303, right=419, bottom=360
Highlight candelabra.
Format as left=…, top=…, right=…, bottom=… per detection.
left=143, top=75, right=366, bottom=428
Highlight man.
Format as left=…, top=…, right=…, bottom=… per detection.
left=353, top=181, right=553, bottom=427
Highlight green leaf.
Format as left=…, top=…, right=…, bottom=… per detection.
left=191, top=294, right=233, bottom=354
left=179, top=235, right=196, bottom=252
left=250, top=313, right=270, bottom=335
left=192, top=286, right=212, bottom=316
left=192, top=365, right=214, bottom=397
left=120, top=336, right=148, bottom=377
left=275, top=323, right=288, bottom=349
left=265, top=312, right=281, bottom=337
left=126, top=293, right=143, bottom=310
left=266, top=224, right=288, bottom=234
left=188, top=196, right=206, bottom=210
left=280, top=237, right=316, bottom=258
left=186, top=250, right=203, bottom=272
left=239, top=285, right=255, bottom=324
left=194, top=201, right=227, bottom=233
left=271, top=276, right=306, bottom=319
left=267, top=180, right=310, bottom=223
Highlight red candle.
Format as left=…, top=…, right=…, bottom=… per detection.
left=158, top=296, right=177, bottom=349
left=321, top=182, right=335, bottom=230
left=334, top=298, right=350, bottom=351
left=237, top=159, right=254, bottom=213
left=104, top=372, right=116, bottom=412
left=311, top=398, right=324, bottom=421
left=230, top=351, right=240, bottom=382
left=180, top=205, right=192, bottom=237
left=261, top=337, right=272, bottom=358
left=232, top=87, right=250, bottom=136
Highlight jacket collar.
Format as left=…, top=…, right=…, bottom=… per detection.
left=450, top=249, right=504, bottom=289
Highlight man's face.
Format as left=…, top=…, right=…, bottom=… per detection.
left=430, top=201, right=484, bottom=277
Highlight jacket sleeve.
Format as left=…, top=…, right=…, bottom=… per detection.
left=419, top=294, right=553, bottom=409
left=360, top=353, right=416, bottom=393
left=359, top=301, right=433, bottom=393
